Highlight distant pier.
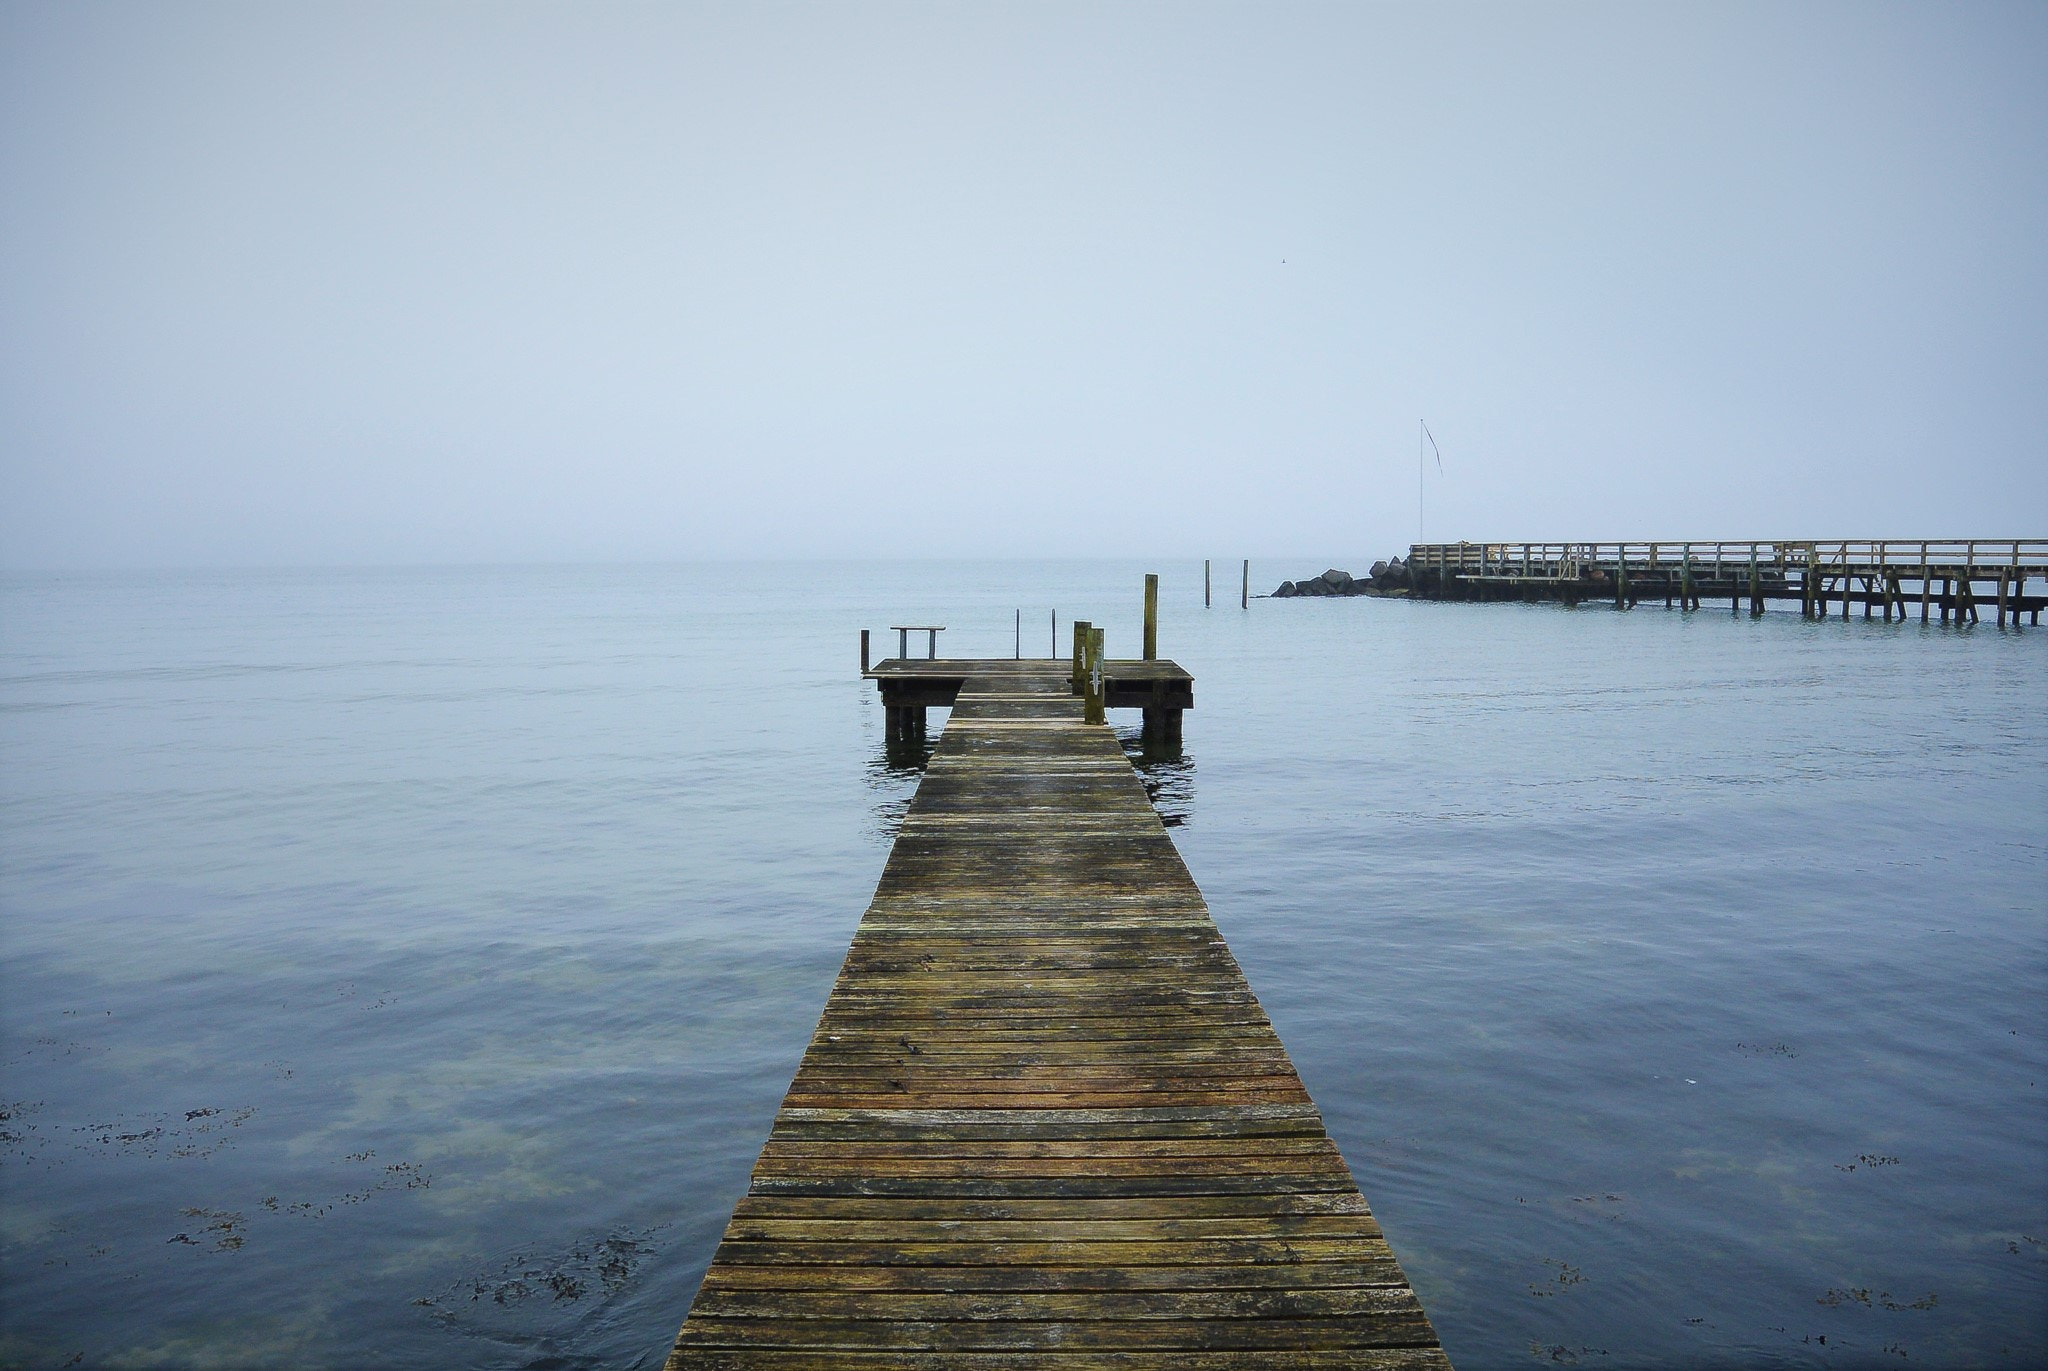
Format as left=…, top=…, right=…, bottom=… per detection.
left=666, top=653, right=1448, bottom=1367
left=1407, top=539, right=2046, bottom=626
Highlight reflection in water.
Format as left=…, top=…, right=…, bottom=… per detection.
left=1117, top=725, right=1195, bottom=828
left=864, top=734, right=935, bottom=841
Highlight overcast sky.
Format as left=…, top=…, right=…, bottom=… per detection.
left=3, top=2, right=2043, bottom=567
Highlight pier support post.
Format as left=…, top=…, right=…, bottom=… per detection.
left=1083, top=627, right=1106, bottom=725
left=1144, top=573, right=1159, bottom=660
left=1614, top=550, right=1628, bottom=610
left=861, top=629, right=870, bottom=674
left=884, top=704, right=928, bottom=742
left=1071, top=621, right=1091, bottom=691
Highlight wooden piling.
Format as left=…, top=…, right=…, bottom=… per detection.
left=1071, top=621, right=1090, bottom=691
left=861, top=628, right=870, bottom=674
left=1143, top=573, right=1159, bottom=661
left=1083, top=627, right=1106, bottom=725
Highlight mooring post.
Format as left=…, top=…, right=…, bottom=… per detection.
left=1083, top=627, right=1106, bottom=725
left=1241, top=560, right=1249, bottom=610
left=1051, top=611, right=1057, bottom=658
left=861, top=628, right=870, bottom=674
left=1803, top=547, right=1817, bottom=619
left=1143, top=573, right=1159, bottom=661
left=1015, top=609, right=1021, bottom=658
left=1205, top=560, right=1212, bottom=607
left=1071, top=620, right=1090, bottom=691
left=1614, top=545, right=1628, bottom=610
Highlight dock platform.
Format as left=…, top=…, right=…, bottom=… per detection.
left=667, top=659, right=1448, bottom=1368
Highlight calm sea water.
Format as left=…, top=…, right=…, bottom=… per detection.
left=2, top=562, right=2043, bottom=1370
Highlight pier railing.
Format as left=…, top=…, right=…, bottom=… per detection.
left=1409, top=539, right=2048, bottom=579
left=1404, top=539, right=2047, bottom=625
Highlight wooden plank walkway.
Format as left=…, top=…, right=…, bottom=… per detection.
left=668, top=660, right=1449, bottom=1369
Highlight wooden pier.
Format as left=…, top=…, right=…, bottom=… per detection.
left=667, top=658, right=1448, bottom=1369
left=1406, top=539, right=2047, bottom=625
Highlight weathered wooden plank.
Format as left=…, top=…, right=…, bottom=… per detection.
left=674, top=1313, right=1440, bottom=1351
left=727, top=1193, right=1377, bottom=1220
left=696, top=1260, right=1407, bottom=1294
left=688, top=1286, right=1427, bottom=1321
left=675, top=1351, right=1453, bottom=1371
left=668, top=662, right=1444, bottom=1367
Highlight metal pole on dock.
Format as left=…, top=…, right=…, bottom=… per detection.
left=1241, top=559, right=1249, bottom=609
left=1143, top=574, right=1159, bottom=660
left=1205, top=560, right=1211, bottom=607
left=1015, top=609, right=1021, bottom=659
left=1051, top=611, right=1056, bottom=658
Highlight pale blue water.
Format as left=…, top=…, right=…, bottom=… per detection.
left=2, top=563, right=2043, bottom=1369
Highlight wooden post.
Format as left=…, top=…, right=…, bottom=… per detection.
left=1803, top=547, right=1817, bottom=619
left=861, top=629, right=870, bottom=674
left=1614, top=545, right=1628, bottom=609
left=1241, top=560, right=1249, bottom=610
left=1143, top=573, right=1159, bottom=661
left=1083, top=627, right=1106, bottom=725
left=1920, top=547, right=1931, bottom=622
left=1998, top=571, right=2009, bottom=628
left=1071, top=620, right=1090, bottom=691
left=1205, top=560, right=1211, bottom=607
